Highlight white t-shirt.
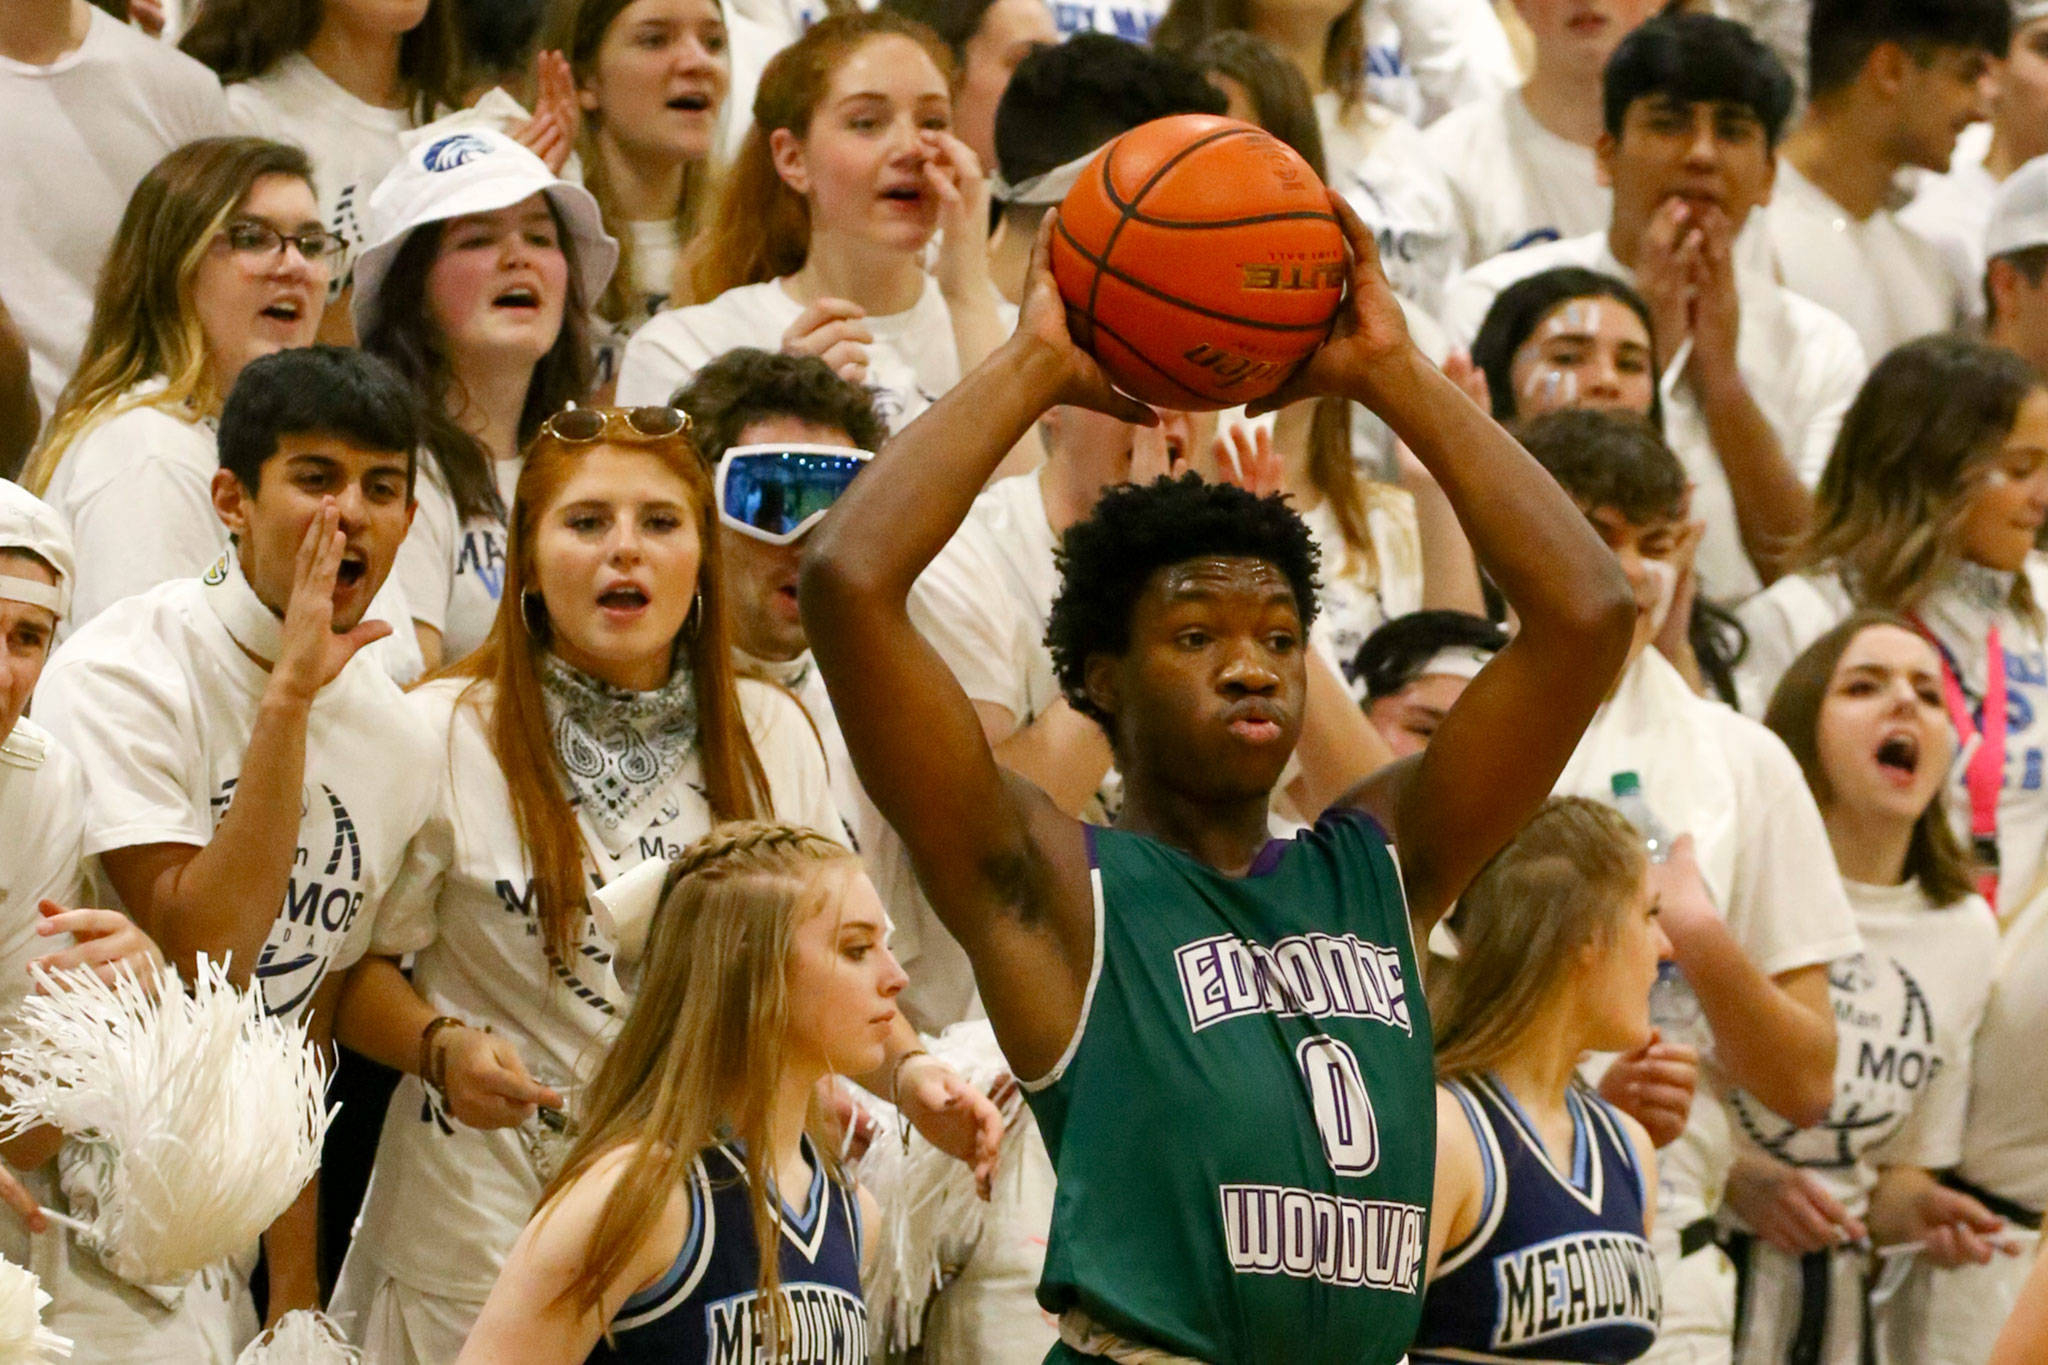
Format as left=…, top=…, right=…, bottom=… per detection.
left=1317, top=93, right=1462, bottom=321
left=1757, top=160, right=1971, bottom=362
left=392, top=453, right=520, bottom=663
left=1555, top=647, right=1863, bottom=1228
left=225, top=54, right=417, bottom=289
left=1900, top=122, right=1998, bottom=308
left=1727, top=878, right=1996, bottom=1216
left=0, top=8, right=228, bottom=415
left=1363, top=0, right=1519, bottom=130
left=1952, top=879, right=2048, bottom=1212
left=344, top=672, right=838, bottom=1302
left=31, top=558, right=438, bottom=1023
left=1300, top=489, right=1424, bottom=698
left=1423, top=88, right=1611, bottom=264
left=1444, top=229, right=1870, bottom=602
left=0, top=717, right=85, bottom=1012
left=1736, top=559, right=2048, bottom=914
left=38, top=385, right=424, bottom=681
left=617, top=275, right=961, bottom=431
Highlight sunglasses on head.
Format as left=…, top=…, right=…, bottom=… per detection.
left=715, top=444, right=873, bottom=545
left=540, top=405, right=691, bottom=444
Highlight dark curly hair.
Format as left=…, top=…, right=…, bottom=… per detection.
left=1047, top=473, right=1320, bottom=727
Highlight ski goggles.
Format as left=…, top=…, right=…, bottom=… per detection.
left=714, top=444, right=872, bottom=545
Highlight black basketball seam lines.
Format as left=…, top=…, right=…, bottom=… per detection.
left=1080, top=124, right=1257, bottom=351
left=1057, top=229, right=1338, bottom=333
left=1083, top=311, right=1212, bottom=407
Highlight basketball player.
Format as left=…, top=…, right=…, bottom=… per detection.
left=802, top=196, right=1637, bottom=1359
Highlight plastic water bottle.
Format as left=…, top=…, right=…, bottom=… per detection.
left=1610, top=772, right=1705, bottom=1049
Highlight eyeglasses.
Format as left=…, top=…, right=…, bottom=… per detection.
left=221, top=220, right=348, bottom=264
left=540, top=405, right=691, bottom=444
left=715, top=444, right=872, bottom=545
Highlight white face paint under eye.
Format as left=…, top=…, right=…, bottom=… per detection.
left=1521, top=367, right=1579, bottom=409
left=1641, top=556, right=1678, bottom=633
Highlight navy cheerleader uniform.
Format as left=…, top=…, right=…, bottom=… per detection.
left=1413, top=1075, right=1661, bottom=1363
left=589, top=1134, right=868, bottom=1365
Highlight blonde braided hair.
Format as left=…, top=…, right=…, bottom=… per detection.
left=542, top=820, right=860, bottom=1352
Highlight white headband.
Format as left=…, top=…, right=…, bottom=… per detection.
left=1417, top=645, right=1496, bottom=681
left=0, top=576, right=60, bottom=612
left=990, top=147, right=1100, bottom=207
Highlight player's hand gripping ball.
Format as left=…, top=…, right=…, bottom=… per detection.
left=1051, top=114, right=1348, bottom=411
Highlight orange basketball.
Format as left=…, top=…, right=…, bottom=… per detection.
left=1050, top=114, right=1347, bottom=411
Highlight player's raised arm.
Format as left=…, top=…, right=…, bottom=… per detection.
left=800, top=216, right=1153, bottom=1080
left=1257, top=194, right=1636, bottom=930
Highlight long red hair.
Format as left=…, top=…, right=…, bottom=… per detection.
left=444, top=422, right=767, bottom=959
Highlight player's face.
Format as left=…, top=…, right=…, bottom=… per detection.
left=1599, top=96, right=1775, bottom=237
left=1508, top=296, right=1657, bottom=419
left=1581, top=875, right=1669, bottom=1053
left=1583, top=504, right=1686, bottom=668
left=717, top=416, right=854, bottom=663
left=0, top=553, right=56, bottom=747
left=426, top=196, right=571, bottom=372
left=191, top=174, right=328, bottom=398
left=1096, top=555, right=1307, bottom=802
left=530, top=445, right=704, bottom=690
left=215, top=434, right=414, bottom=632
left=1956, top=387, right=2048, bottom=573
left=784, top=868, right=908, bottom=1079
left=1891, top=44, right=1994, bottom=174
left=955, top=0, right=1055, bottom=168
left=1993, top=20, right=2048, bottom=150
left=581, top=0, right=730, bottom=165
left=1367, top=672, right=1471, bottom=758
left=1814, top=625, right=1952, bottom=830
left=773, top=35, right=954, bottom=254
left=1512, top=0, right=1657, bottom=78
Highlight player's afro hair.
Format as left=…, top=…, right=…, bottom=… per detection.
left=1047, top=473, right=1320, bottom=728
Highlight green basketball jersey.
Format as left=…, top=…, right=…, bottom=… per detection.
left=1026, top=808, right=1435, bottom=1365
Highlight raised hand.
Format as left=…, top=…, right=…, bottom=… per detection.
left=1210, top=421, right=1283, bottom=496
left=1634, top=199, right=1699, bottom=370
left=269, top=500, right=392, bottom=704
left=1597, top=1029, right=1698, bottom=1148
left=782, top=299, right=875, bottom=385
left=1015, top=212, right=1156, bottom=427
left=31, top=900, right=164, bottom=991
left=512, top=51, right=582, bottom=176
left=923, top=130, right=995, bottom=303
left=1246, top=192, right=1413, bottom=418
left=1686, top=204, right=1743, bottom=378
left=440, top=1027, right=564, bottom=1131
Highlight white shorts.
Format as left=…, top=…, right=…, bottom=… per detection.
left=1730, top=1238, right=1867, bottom=1365
left=1638, top=1223, right=1736, bottom=1365
left=1873, top=1227, right=2040, bottom=1365
left=327, top=1254, right=484, bottom=1365
left=920, top=1112, right=1060, bottom=1363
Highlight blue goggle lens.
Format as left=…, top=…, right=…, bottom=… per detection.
left=719, top=450, right=868, bottom=539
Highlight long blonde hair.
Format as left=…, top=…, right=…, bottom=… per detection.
left=547, top=0, right=724, bottom=322
left=681, top=11, right=954, bottom=304
left=22, top=137, right=313, bottom=495
left=540, top=821, right=860, bottom=1350
left=1431, top=798, right=1647, bottom=1081
left=443, top=415, right=767, bottom=961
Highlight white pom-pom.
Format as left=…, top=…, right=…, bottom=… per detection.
left=0, top=1255, right=70, bottom=1362
left=234, top=1311, right=359, bottom=1364
left=0, top=957, right=332, bottom=1287
left=855, top=1022, right=1022, bottom=1352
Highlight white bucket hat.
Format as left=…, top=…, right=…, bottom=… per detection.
left=1987, top=153, right=2048, bottom=262
left=350, top=128, right=620, bottom=337
left=0, top=480, right=74, bottom=619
